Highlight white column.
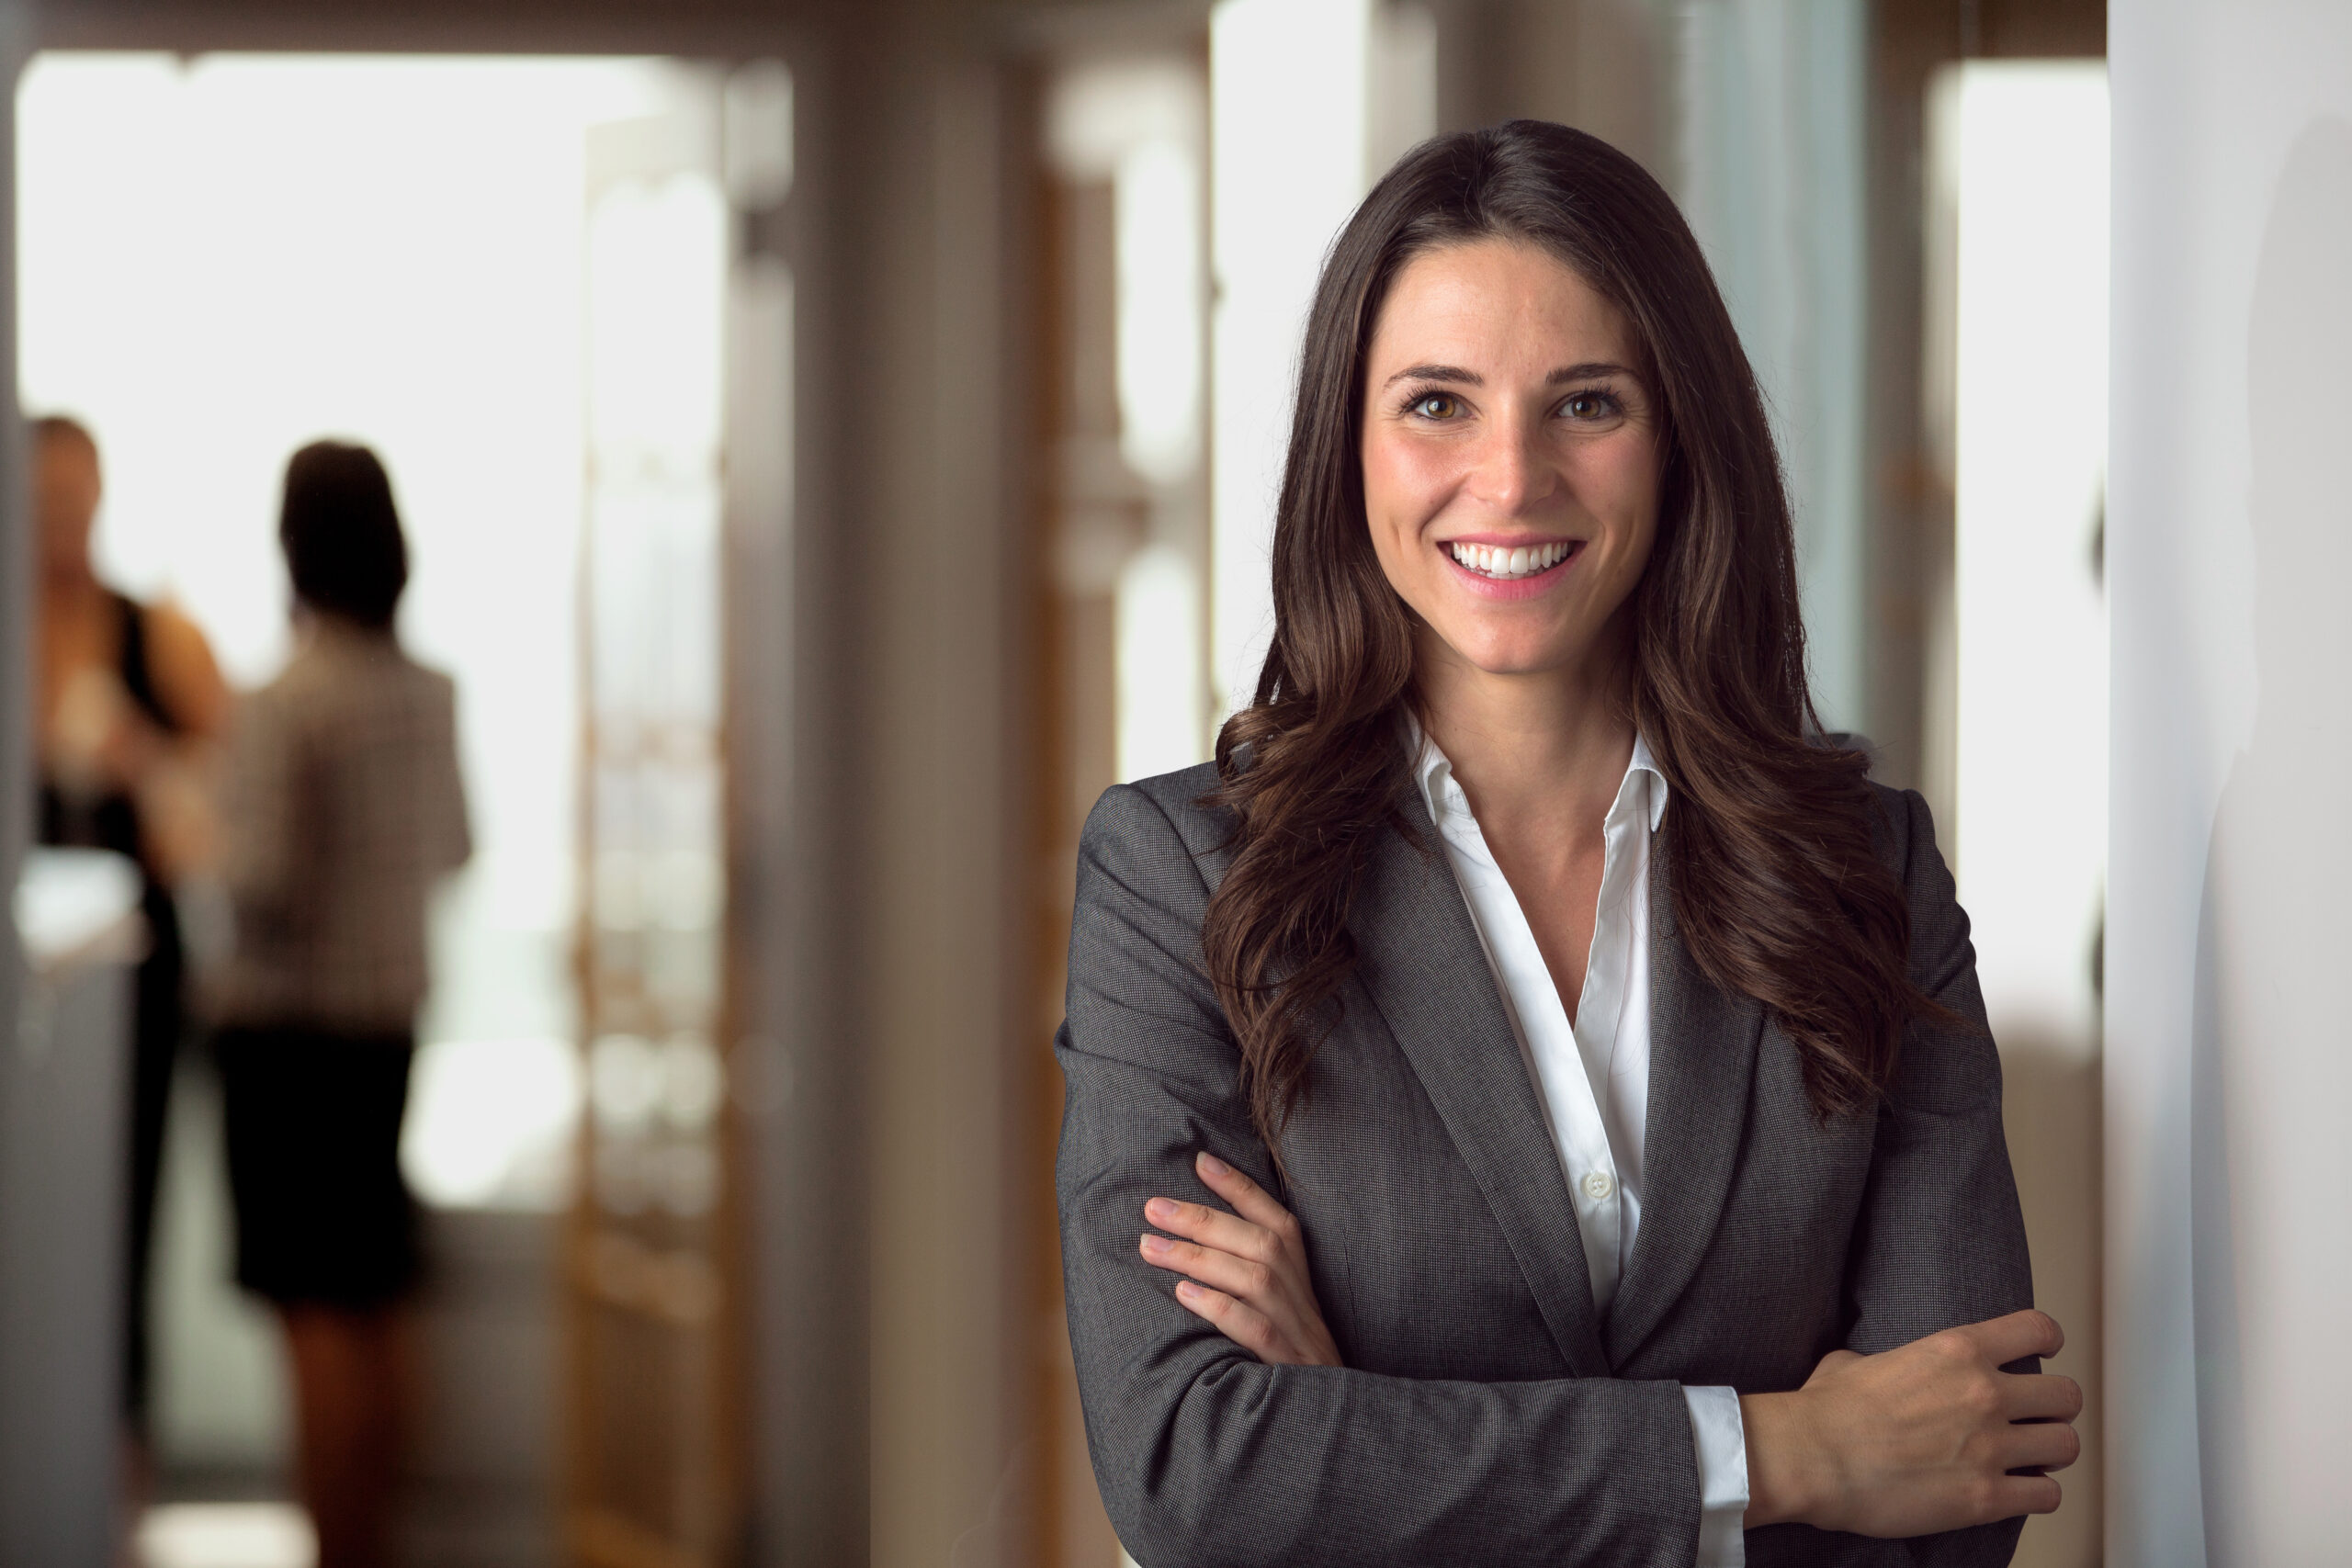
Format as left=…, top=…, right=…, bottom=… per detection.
left=2109, top=2, right=2352, bottom=1560
left=1208, top=0, right=1375, bottom=722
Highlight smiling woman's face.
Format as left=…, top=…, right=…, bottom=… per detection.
left=1360, top=236, right=1661, bottom=684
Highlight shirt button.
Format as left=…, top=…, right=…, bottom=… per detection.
left=1581, top=1170, right=1615, bottom=1201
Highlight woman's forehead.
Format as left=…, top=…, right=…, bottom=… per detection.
left=1370, top=238, right=1635, bottom=373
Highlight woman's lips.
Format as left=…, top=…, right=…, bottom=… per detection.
left=1439, top=537, right=1583, bottom=599
left=1444, top=538, right=1577, bottom=580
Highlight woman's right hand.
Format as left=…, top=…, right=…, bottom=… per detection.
left=1138, top=1151, right=1343, bottom=1369
left=1740, top=1309, right=2083, bottom=1537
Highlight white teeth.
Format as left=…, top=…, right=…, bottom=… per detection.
left=1447, top=540, right=1573, bottom=579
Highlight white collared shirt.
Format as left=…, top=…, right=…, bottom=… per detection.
left=1413, top=729, right=1749, bottom=1567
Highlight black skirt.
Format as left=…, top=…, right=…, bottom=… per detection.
left=217, top=1025, right=421, bottom=1307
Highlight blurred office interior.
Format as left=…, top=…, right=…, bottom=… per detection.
left=0, top=1, right=2342, bottom=1566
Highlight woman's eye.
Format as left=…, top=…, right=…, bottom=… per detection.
left=1561, top=391, right=1619, bottom=421
left=1409, top=393, right=1464, bottom=420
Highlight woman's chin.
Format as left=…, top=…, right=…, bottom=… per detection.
left=1425, top=629, right=1589, bottom=682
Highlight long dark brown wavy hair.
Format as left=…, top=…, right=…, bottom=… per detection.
left=1201, top=119, right=1939, bottom=1156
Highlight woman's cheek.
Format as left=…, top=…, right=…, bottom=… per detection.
left=1371, top=432, right=1460, bottom=504
left=1366, top=463, right=1450, bottom=570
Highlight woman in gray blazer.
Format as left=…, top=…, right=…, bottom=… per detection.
left=1057, top=121, right=2080, bottom=1566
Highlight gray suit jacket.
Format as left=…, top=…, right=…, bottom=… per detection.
left=1057, top=761, right=2032, bottom=1567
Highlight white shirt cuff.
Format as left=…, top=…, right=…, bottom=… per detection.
left=1682, top=1384, right=1748, bottom=1568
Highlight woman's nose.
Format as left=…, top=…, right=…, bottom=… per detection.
left=1464, top=421, right=1555, bottom=516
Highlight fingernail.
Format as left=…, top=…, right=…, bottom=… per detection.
left=1198, top=1152, right=1230, bottom=1177
left=1145, top=1197, right=1177, bottom=1223
left=1175, top=1280, right=1202, bottom=1299
left=1140, top=1234, right=1170, bottom=1256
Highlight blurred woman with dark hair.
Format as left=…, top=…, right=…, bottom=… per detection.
left=1057, top=122, right=2077, bottom=1565
left=31, top=414, right=232, bottom=1455
left=215, top=441, right=469, bottom=1568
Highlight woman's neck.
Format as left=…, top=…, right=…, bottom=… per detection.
left=1414, top=620, right=1635, bottom=839
left=298, top=607, right=395, bottom=647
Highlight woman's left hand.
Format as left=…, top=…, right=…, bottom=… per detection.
left=1139, top=1152, right=1343, bottom=1368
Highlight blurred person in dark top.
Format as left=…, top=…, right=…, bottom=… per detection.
left=32, top=413, right=232, bottom=1451
left=215, top=441, right=469, bottom=1568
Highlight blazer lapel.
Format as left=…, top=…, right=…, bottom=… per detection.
left=1604, top=840, right=1763, bottom=1366
left=1350, top=805, right=1611, bottom=1379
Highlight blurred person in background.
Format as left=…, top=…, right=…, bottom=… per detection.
left=32, top=413, right=232, bottom=1461
left=214, top=441, right=469, bottom=1568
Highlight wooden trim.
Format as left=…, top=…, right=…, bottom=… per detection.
left=570, top=1505, right=708, bottom=1568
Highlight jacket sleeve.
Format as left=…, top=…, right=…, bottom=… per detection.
left=1057, top=783, right=1705, bottom=1568
left=1821, top=787, right=2034, bottom=1567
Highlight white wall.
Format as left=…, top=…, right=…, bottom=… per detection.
left=2108, top=3, right=2352, bottom=1561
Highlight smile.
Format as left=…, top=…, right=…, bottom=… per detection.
left=1444, top=539, right=1578, bottom=580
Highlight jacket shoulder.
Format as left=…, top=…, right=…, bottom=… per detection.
left=1082, top=761, right=1236, bottom=879
left=1811, top=732, right=1929, bottom=885
left=1858, top=776, right=1939, bottom=892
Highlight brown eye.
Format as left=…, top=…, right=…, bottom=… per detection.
left=1563, top=391, right=1615, bottom=421
left=1410, top=393, right=1464, bottom=420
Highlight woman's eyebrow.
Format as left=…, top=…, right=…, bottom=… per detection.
left=1377, top=359, right=1639, bottom=390
left=1545, top=361, right=1639, bottom=384
left=1380, top=362, right=1482, bottom=389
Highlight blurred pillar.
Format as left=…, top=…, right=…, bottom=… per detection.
left=0, top=8, right=58, bottom=1564
left=3, top=853, right=141, bottom=1568
left=1943, top=62, right=2109, bottom=1568
left=799, top=13, right=1046, bottom=1568
left=1865, top=0, right=2108, bottom=811
left=740, top=26, right=868, bottom=1568
left=2109, top=0, right=2352, bottom=1560
left=0, top=0, right=24, bottom=1156
left=1428, top=0, right=1672, bottom=172
left=1863, top=30, right=2108, bottom=1567
left=1678, top=0, right=1871, bottom=735
left=1208, top=0, right=1372, bottom=722
left=1208, top=0, right=1440, bottom=724
left=1422, top=0, right=1870, bottom=732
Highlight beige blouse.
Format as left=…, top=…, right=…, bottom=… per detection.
left=216, top=618, right=470, bottom=1034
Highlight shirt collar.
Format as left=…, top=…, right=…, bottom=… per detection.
left=1409, top=717, right=1669, bottom=834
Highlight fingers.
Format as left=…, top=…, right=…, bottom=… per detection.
left=1986, top=1473, right=2064, bottom=1518
left=1994, top=1419, right=2083, bottom=1475
left=1138, top=1231, right=1272, bottom=1302
left=1962, top=1309, right=2064, bottom=1366
left=1144, top=1193, right=1278, bottom=1267
left=2003, top=1371, right=2085, bottom=1424
left=1138, top=1151, right=1300, bottom=1269
left=1171, top=1280, right=1284, bottom=1362
left=1194, top=1151, right=1295, bottom=1236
